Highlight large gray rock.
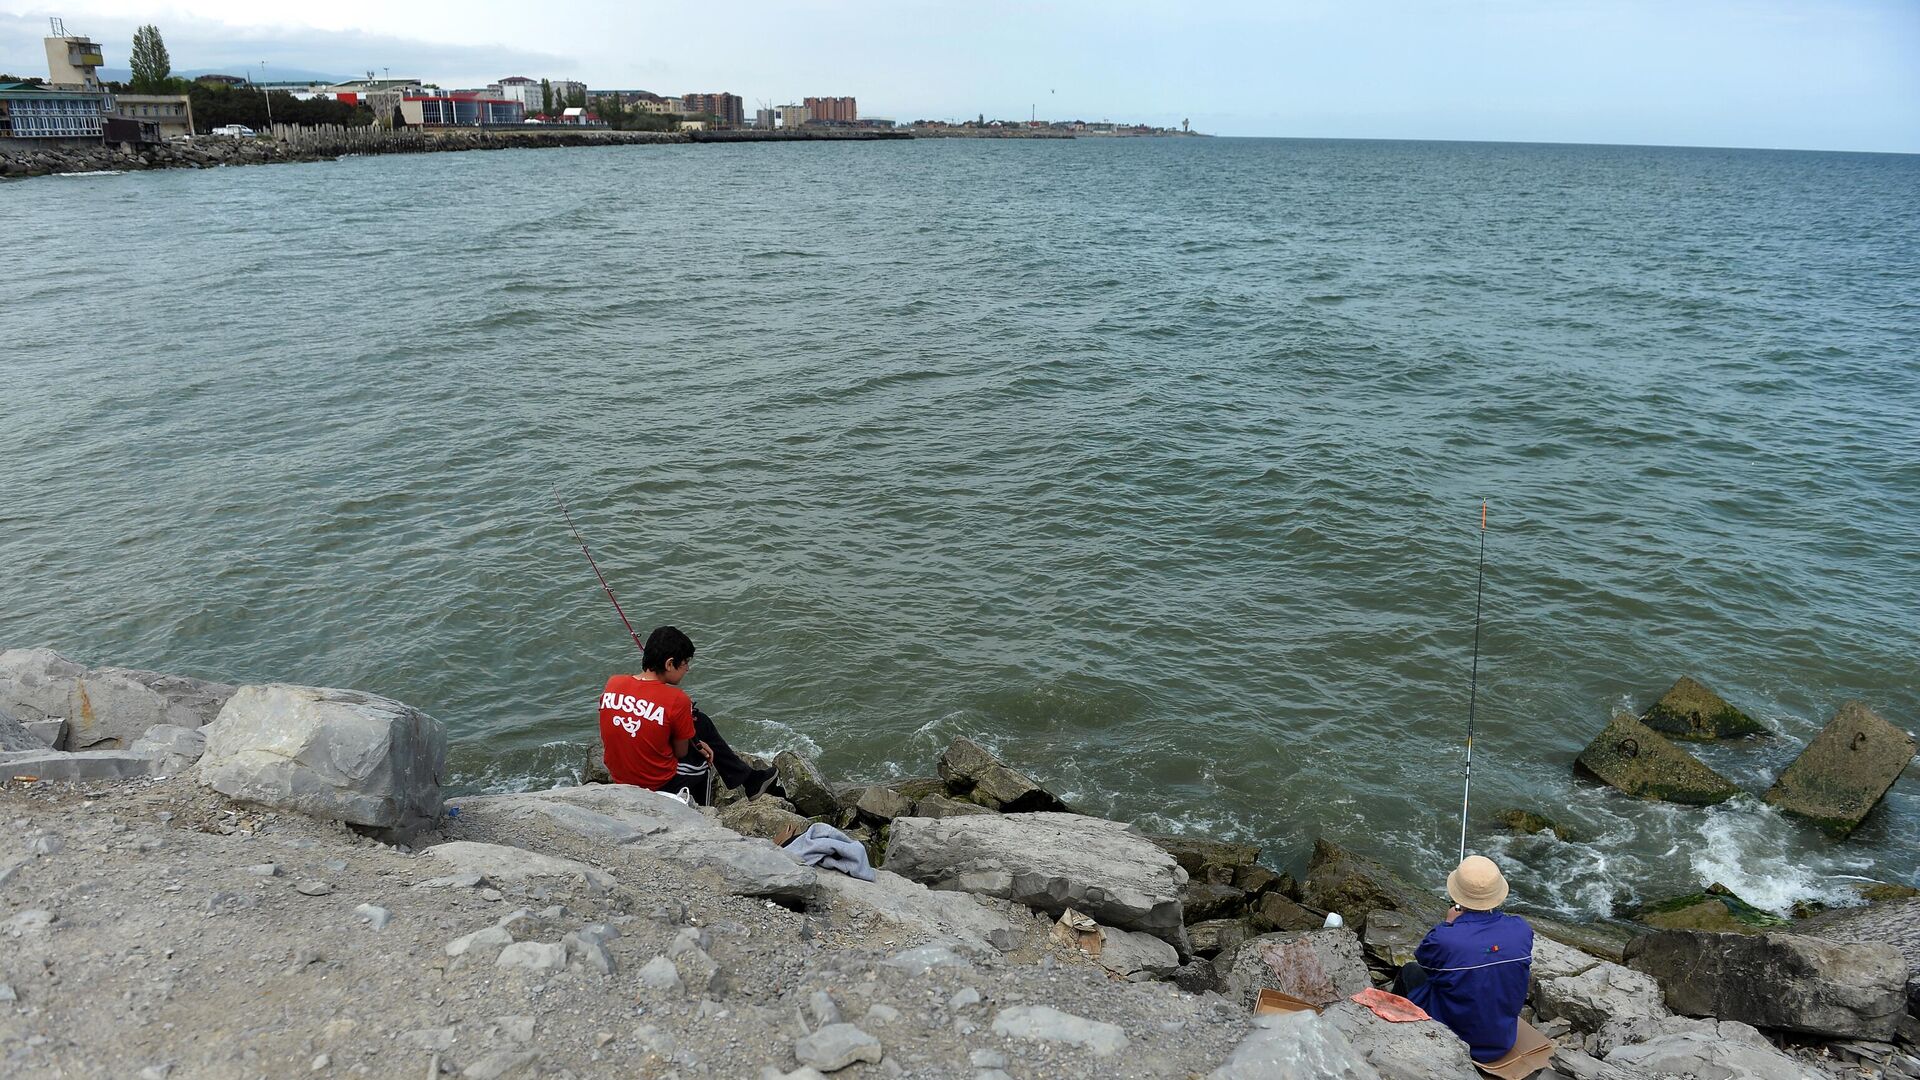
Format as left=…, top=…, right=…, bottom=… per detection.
left=129, top=724, right=207, bottom=771
left=1574, top=711, right=1740, bottom=806
left=1532, top=951, right=1669, bottom=1032
left=911, top=792, right=994, bottom=819
left=1322, top=1000, right=1481, bottom=1080
left=1625, top=928, right=1908, bottom=1039
left=1208, top=1011, right=1382, bottom=1080
left=1596, top=1015, right=1828, bottom=1080
left=1226, top=929, right=1371, bottom=1009
left=1641, top=676, right=1768, bottom=740
left=1097, top=925, right=1181, bottom=979
left=447, top=785, right=817, bottom=903
left=884, top=812, right=1189, bottom=951
left=0, top=648, right=237, bottom=750
left=1801, top=895, right=1920, bottom=1014
left=1762, top=701, right=1915, bottom=835
left=935, top=737, right=1067, bottom=812
left=1360, top=909, right=1422, bottom=968
left=197, top=684, right=445, bottom=838
left=719, top=795, right=810, bottom=841
left=0, top=705, right=44, bottom=752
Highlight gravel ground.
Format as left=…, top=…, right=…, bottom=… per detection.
left=0, top=775, right=1249, bottom=1079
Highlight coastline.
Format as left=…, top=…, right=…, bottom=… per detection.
left=2, top=647, right=1915, bottom=1078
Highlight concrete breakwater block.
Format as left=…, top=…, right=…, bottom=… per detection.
left=1641, top=676, right=1768, bottom=740
left=1762, top=701, right=1915, bottom=835
left=1575, top=712, right=1740, bottom=806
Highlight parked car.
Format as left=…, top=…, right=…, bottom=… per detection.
left=211, top=125, right=256, bottom=137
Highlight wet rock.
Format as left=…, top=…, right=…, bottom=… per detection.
left=1763, top=701, right=1916, bottom=835
left=910, top=792, right=993, bottom=818
left=720, top=795, right=811, bottom=841
left=935, top=736, right=1067, bottom=812
left=885, top=812, right=1189, bottom=951
left=794, top=1023, right=881, bottom=1071
left=1235, top=864, right=1286, bottom=897
left=582, top=743, right=611, bottom=784
left=1208, top=1011, right=1382, bottom=1080
left=1625, top=882, right=1790, bottom=934
left=1573, top=711, right=1740, bottom=805
left=1183, top=881, right=1249, bottom=922
left=1322, top=1000, right=1480, bottom=1079
left=990, top=1005, right=1129, bottom=1057
left=885, top=776, right=945, bottom=801
left=1493, top=808, right=1575, bottom=841
left=1302, top=838, right=1445, bottom=929
left=774, top=751, right=838, bottom=817
left=1625, top=928, right=1908, bottom=1039
left=197, top=683, right=446, bottom=839
left=1226, top=929, right=1371, bottom=1009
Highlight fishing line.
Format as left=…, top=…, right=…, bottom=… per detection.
left=1459, top=499, right=1487, bottom=865
left=554, top=488, right=645, bottom=658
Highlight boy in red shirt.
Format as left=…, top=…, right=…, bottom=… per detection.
left=598, top=625, right=779, bottom=804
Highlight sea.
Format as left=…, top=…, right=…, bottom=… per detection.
left=3, top=137, right=1916, bottom=922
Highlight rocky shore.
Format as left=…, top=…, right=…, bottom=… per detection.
left=0, top=125, right=913, bottom=180
left=3, top=646, right=1917, bottom=1079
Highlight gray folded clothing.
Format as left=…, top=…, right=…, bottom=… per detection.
left=781, top=822, right=875, bottom=881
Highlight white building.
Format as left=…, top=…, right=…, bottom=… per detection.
left=778, top=104, right=809, bottom=129
left=493, top=76, right=543, bottom=117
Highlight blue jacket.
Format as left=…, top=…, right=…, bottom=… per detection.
left=1406, top=909, right=1533, bottom=1062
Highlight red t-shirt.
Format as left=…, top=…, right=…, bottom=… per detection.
left=598, top=674, right=695, bottom=789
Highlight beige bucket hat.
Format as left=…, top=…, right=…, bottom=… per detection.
left=1447, top=855, right=1510, bottom=910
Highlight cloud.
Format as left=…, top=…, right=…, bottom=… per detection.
left=0, top=12, right=566, bottom=86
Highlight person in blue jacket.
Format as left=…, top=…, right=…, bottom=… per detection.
left=1394, top=855, right=1534, bottom=1063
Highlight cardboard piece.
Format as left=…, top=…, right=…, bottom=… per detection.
left=1474, top=1019, right=1554, bottom=1080
left=1253, top=988, right=1323, bottom=1017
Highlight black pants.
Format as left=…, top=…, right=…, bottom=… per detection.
left=1394, top=962, right=1428, bottom=997
left=659, top=707, right=762, bottom=806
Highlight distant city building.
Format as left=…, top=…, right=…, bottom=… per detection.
left=682, top=92, right=743, bottom=128
left=492, top=75, right=543, bottom=116
left=398, top=93, right=524, bottom=127
left=777, top=103, right=809, bottom=129
left=111, top=93, right=193, bottom=139
left=803, top=96, right=855, bottom=124
left=549, top=79, right=587, bottom=105
left=755, top=107, right=775, bottom=130
left=0, top=80, right=108, bottom=142
left=43, top=25, right=104, bottom=90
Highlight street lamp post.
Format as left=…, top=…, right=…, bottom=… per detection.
left=260, top=61, right=273, bottom=129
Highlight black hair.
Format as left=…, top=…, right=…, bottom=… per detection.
left=641, top=625, right=695, bottom=674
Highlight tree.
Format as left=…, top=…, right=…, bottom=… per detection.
left=541, top=78, right=553, bottom=116
left=565, top=87, right=586, bottom=110
left=129, top=25, right=172, bottom=93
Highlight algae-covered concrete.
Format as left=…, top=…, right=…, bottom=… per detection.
left=1763, top=701, right=1915, bottom=835
left=1640, top=676, right=1767, bottom=740
left=1574, top=712, right=1740, bottom=806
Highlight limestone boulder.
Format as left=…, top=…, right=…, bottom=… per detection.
left=1532, top=953, right=1670, bottom=1033
left=1574, top=711, right=1739, bottom=805
left=1302, top=838, right=1445, bottom=928
left=197, top=684, right=445, bottom=838
left=0, top=748, right=168, bottom=781
left=1595, top=1015, right=1828, bottom=1080
left=1321, top=1000, right=1481, bottom=1080
left=0, top=648, right=237, bottom=750
left=129, top=724, right=208, bottom=772
left=1762, top=701, right=1915, bottom=835
left=422, top=842, right=615, bottom=893
left=809, top=868, right=1021, bottom=955
left=0, top=705, right=43, bottom=752
left=1624, top=928, right=1908, bottom=1039
left=774, top=750, right=838, bottom=818
left=934, top=736, right=1067, bottom=812
left=1226, top=929, right=1371, bottom=1009
left=852, top=785, right=913, bottom=824
left=1207, top=1011, right=1383, bottom=1080
left=884, top=812, right=1189, bottom=951
left=1801, top=895, right=1920, bottom=1014
left=1641, top=676, right=1768, bottom=740
left=1097, top=925, right=1181, bottom=979
left=1188, top=918, right=1254, bottom=959
left=1527, top=913, right=1640, bottom=964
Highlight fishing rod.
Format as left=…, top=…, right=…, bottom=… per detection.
left=554, top=489, right=645, bottom=659
left=1459, top=499, right=1488, bottom=865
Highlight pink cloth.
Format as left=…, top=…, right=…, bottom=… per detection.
left=1351, top=987, right=1433, bottom=1022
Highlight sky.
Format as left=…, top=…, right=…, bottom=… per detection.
left=1, top=1, right=1915, bottom=151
